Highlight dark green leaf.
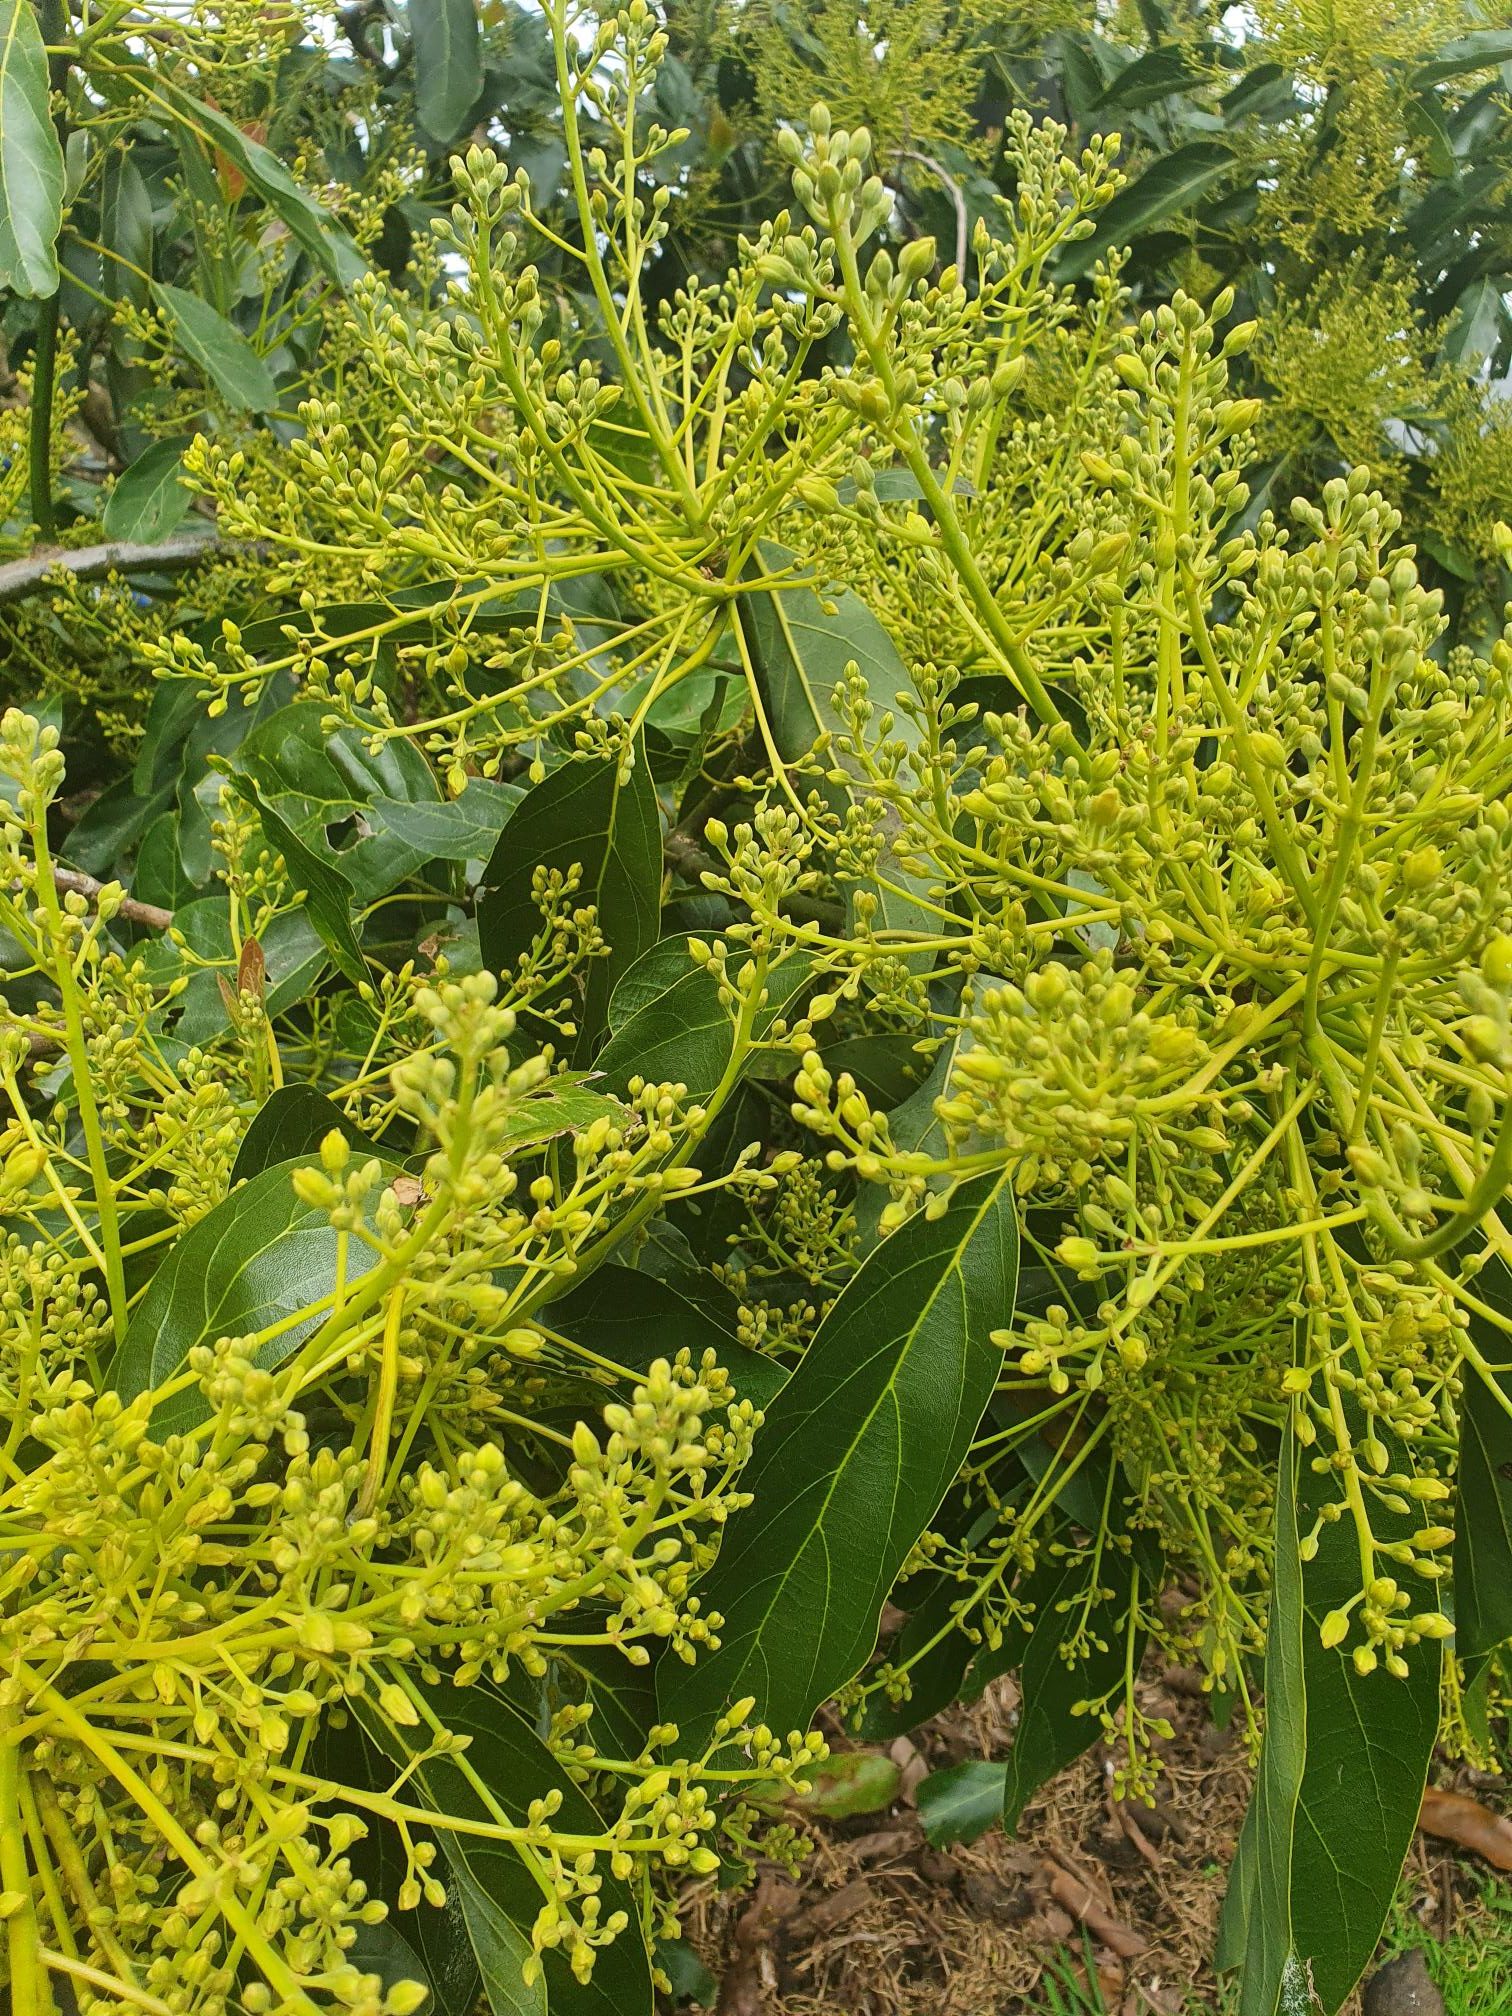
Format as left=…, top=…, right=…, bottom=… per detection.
left=555, top=1641, right=659, bottom=1763
left=132, top=811, right=201, bottom=912
left=660, top=1172, right=1017, bottom=1750
left=1092, top=44, right=1207, bottom=110
left=358, top=1674, right=651, bottom=2016
left=740, top=545, right=933, bottom=949
left=1442, top=273, right=1508, bottom=369
left=478, top=744, right=660, bottom=1054
left=64, top=775, right=174, bottom=878
left=818, top=1033, right=928, bottom=1112
left=1453, top=1257, right=1512, bottom=1670
left=857, top=1574, right=980, bottom=1741
left=238, top=701, right=445, bottom=903
left=917, top=1760, right=1008, bottom=1848
left=493, top=1078, right=629, bottom=1156
left=1218, top=1415, right=1441, bottom=2014
left=594, top=944, right=813, bottom=1102
left=231, top=767, right=368, bottom=985
left=362, top=779, right=522, bottom=875
left=152, top=282, right=277, bottom=412
left=551, top=1263, right=790, bottom=1410
left=1057, top=142, right=1234, bottom=279
left=0, top=0, right=65, bottom=297
left=102, top=439, right=193, bottom=543
left=231, top=1085, right=374, bottom=1183
left=1219, top=60, right=1295, bottom=123
left=140, top=902, right=328, bottom=1048
left=311, top=1717, right=484, bottom=2016
left=655, top=1938, right=717, bottom=2009
left=101, top=152, right=153, bottom=315
left=157, top=80, right=366, bottom=285
left=113, top=1155, right=399, bottom=1433
left=343, top=1921, right=432, bottom=2003
left=411, top=0, right=483, bottom=141
left=1002, top=1543, right=1142, bottom=1834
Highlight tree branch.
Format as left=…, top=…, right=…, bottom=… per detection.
left=0, top=532, right=225, bottom=609
left=49, top=867, right=174, bottom=931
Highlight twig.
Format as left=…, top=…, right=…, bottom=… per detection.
left=0, top=533, right=224, bottom=608
left=897, top=148, right=969, bottom=274
left=1042, top=1859, right=1148, bottom=1960
left=46, top=867, right=173, bottom=931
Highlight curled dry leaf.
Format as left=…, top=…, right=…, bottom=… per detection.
left=1042, top=1859, right=1149, bottom=1960
left=1417, top=1786, right=1512, bottom=1870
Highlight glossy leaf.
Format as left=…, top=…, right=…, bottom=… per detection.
left=595, top=942, right=813, bottom=1102
left=1453, top=1257, right=1512, bottom=1670
left=231, top=767, right=368, bottom=985
left=917, top=1759, right=1008, bottom=1848
left=157, top=79, right=366, bottom=285
left=231, top=1085, right=374, bottom=1183
left=152, top=282, right=277, bottom=412
left=660, top=1172, right=1017, bottom=1750
left=1002, top=1543, right=1143, bottom=1834
left=113, top=1155, right=397, bottom=1433
left=358, top=1674, right=652, bottom=2016
left=551, top=1262, right=789, bottom=1410
left=0, top=0, right=64, bottom=297
left=740, top=544, right=932, bottom=947
left=1058, top=141, right=1234, bottom=279
left=411, top=0, right=483, bottom=141
left=103, top=439, right=193, bottom=543
left=478, top=744, right=660, bottom=1053
left=1218, top=1417, right=1441, bottom=2014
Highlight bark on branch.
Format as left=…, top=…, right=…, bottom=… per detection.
left=0, top=533, right=224, bottom=609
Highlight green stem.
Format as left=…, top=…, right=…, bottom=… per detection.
left=28, top=296, right=59, bottom=545
left=0, top=1731, right=45, bottom=2016
left=29, top=820, right=129, bottom=1340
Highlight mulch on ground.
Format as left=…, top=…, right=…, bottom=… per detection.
left=680, top=1663, right=1510, bottom=2016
